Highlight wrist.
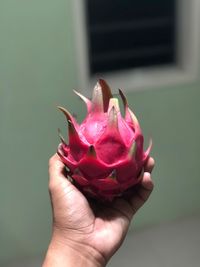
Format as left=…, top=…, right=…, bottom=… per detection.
left=42, top=233, right=106, bottom=267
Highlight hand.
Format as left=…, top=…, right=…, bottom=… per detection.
left=43, top=154, right=154, bottom=267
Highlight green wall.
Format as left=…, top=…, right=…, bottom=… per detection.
left=1, top=0, right=200, bottom=265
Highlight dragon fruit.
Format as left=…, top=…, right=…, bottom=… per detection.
left=57, top=79, right=152, bottom=201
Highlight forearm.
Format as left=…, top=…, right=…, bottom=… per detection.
left=42, top=237, right=106, bottom=267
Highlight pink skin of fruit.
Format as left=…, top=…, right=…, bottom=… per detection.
left=57, top=79, right=152, bottom=201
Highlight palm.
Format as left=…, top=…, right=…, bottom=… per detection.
left=51, top=185, right=130, bottom=260
left=49, top=154, right=154, bottom=262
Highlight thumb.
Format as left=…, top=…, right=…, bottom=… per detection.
left=48, top=153, right=74, bottom=194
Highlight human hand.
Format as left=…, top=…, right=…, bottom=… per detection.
left=43, top=154, right=154, bottom=267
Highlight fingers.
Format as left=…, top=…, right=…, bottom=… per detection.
left=128, top=172, right=154, bottom=215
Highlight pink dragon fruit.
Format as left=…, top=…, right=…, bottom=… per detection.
left=57, top=79, right=152, bottom=201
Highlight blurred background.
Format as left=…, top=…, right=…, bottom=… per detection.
left=0, top=0, right=200, bottom=266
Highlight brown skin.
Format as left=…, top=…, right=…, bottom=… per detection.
left=43, top=154, right=155, bottom=267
